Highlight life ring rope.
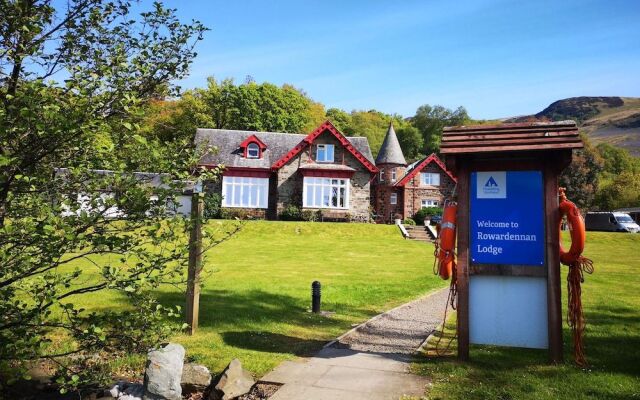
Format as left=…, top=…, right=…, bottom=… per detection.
left=558, top=187, right=594, bottom=367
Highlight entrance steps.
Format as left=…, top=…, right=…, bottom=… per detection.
left=403, top=225, right=436, bottom=242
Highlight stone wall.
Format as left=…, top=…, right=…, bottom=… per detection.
left=402, top=163, right=456, bottom=218
left=371, top=163, right=405, bottom=223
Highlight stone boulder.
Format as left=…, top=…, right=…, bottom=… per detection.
left=105, top=381, right=144, bottom=400
left=181, top=363, right=212, bottom=394
left=209, top=359, right=255, bottom=400
left=143, top=343, right=185, bottom=400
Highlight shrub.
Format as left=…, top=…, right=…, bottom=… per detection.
left=280, top=204, right=302, bottom=221
left=302, top=209, right=321, bottom=222
left=403, top=217, right=416, bottom=225
left=413, top=207, right=443, bottom=225
left=204, top=192, right=223, bottom=218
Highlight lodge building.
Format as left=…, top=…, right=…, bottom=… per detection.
left=196, top=121, right=455, bottom=223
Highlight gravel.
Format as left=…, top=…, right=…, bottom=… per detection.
left=333, top=288, right=450, bottom=354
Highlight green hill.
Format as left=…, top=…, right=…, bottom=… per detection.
left=507, top=96, right=640, bottom=156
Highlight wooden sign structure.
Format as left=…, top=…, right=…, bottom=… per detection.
left=440, top=121, right=583, bottom=363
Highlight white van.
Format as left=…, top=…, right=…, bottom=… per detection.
left=585, top=212, right=640, bottom=233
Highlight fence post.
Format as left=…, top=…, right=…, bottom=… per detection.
left=186, top=191, right=204, bottom=335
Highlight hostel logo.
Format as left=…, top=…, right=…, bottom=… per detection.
left=477, top=171, right=507, bottom=199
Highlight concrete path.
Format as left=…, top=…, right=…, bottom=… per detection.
left=262, top=288, right=449, bottom=400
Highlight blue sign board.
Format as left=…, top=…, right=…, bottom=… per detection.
left=470, top=171, right=544, bottom=266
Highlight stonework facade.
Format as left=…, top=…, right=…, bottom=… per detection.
left=196, top=121, right=377, bottom=222
left=371, top=124, right=457, bottom=223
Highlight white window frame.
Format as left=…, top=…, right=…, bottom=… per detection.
left=247, top=143, right=260, bottom=159
left=379, top=169, right=385, bottom=182
left=222, top=176, right=269, bottom=209
left=421, top=199, right=439, bottom=208
left=391, top=169, right=396, bottom=182
left=390, top=193, right=397, bottom=205
left=303, top=177, right=349, bottom=209
left=420, top=172, right=440, bottom=186
left=316, top=144, right=334, bottom=163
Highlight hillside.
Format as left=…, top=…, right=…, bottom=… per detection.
left=507, top=96, right=640, bottom=156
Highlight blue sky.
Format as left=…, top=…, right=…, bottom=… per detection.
left=163, top=0, right=640, bottom=119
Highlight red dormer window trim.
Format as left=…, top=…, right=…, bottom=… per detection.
left=239, top=134, right=267, bottom=159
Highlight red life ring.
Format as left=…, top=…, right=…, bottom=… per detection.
left=436, top=201, right=457, bottom=280
left=558, top=189, right=586, bottom=266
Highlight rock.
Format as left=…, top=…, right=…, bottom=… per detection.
left=143, top=343, right=185, bottom=400
left=121, top=383, right=144, bottom=400
left=209, top=359, right=255, bottom=400
left=181, top=363, right=212, bottom=394
left=106, top=381, right=144, bottom=400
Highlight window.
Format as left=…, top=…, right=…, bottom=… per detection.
left=247, top=143, right=260, bottom=158
left=390, top=193, right=397, bottom=205
left=421, top=199, right=439, bottom=208
left=379, top=170, right=385, bottom=182
left=391, top=169, right=396, bottom=182
left=316, top=144, right=334, bottom=163
left=303, top=177, right=349, bottom=209
left=222, top=176, right=268, bottom=208
left=420, top=172, right=440, bottom=186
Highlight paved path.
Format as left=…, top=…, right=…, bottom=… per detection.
left=262, top=288, right=449, bottom=400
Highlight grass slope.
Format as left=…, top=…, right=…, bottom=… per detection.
left=71, top=221, right=445, bottom=377
left=415, top=231, right=640, bottom=400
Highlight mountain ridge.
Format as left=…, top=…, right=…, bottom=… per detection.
left=505, top=96, right=640, bottom=156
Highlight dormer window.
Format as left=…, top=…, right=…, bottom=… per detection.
left=247, top=143, right=260, bottom=159
left=316, top=144, right=334, bottom=163
left=239, top=134, right=267, bottom=160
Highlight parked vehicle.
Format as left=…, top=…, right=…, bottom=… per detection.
left=585, top=212, right=640, bottom=233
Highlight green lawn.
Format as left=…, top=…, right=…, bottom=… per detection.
left=70, top=221, right=446, bottom=376
left=414, top=231, right=640, bottom=400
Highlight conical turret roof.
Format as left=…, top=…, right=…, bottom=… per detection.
left=375, top=123, right=406, bottom=165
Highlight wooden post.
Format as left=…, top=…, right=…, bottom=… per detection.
left=456, top=159, right=470, bottom=361
left=545, top=161, right=564, bottom=363
left=186, top=191, right=204, bottom=335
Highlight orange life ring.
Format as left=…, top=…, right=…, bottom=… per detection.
left=436, top=201, right=458, bottom=280
left=558, top=189, right=586, bottom=266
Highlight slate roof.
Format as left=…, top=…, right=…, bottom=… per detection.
left=195, top=128, right=375, bottom=168
left=375, top=123, right=406, bottom=165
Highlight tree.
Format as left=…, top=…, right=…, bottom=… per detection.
left=596, top=143, right=640, bottom=177
left=0, top=0, right=221, bottom=392
left=144, top=77, right=320, bottom=141
left=412, top=105, right=469, bottom=153
left=559, top=136, right=603, bottom=210
left=595, top=170, right=640, bottom=210
left=396, top=125, right=424, bottom=161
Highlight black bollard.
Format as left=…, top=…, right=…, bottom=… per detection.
left=311, top=281, right=321, bottom=313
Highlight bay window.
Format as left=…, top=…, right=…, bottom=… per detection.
left=222, top=176, right=268, bottom=208
left=303, top=177, right=349, bottom=209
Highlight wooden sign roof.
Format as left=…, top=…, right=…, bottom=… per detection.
left=440, top=120, right=583, bottom=154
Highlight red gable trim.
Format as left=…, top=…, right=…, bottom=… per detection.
left=239, top=134, right=267, bottom=150
left=395, top=153, right=457, bottom=187
left=270, top=120, right=379, bottom=174
left=239, top=134, right=268, bottom=159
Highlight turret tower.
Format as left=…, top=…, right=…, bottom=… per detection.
left=373, top=123, right=406, bottom=222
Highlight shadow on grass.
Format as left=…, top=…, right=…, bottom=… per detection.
left=221, top=331, right=328, bottom=356
left=155, top=288, right=371, bottom=330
